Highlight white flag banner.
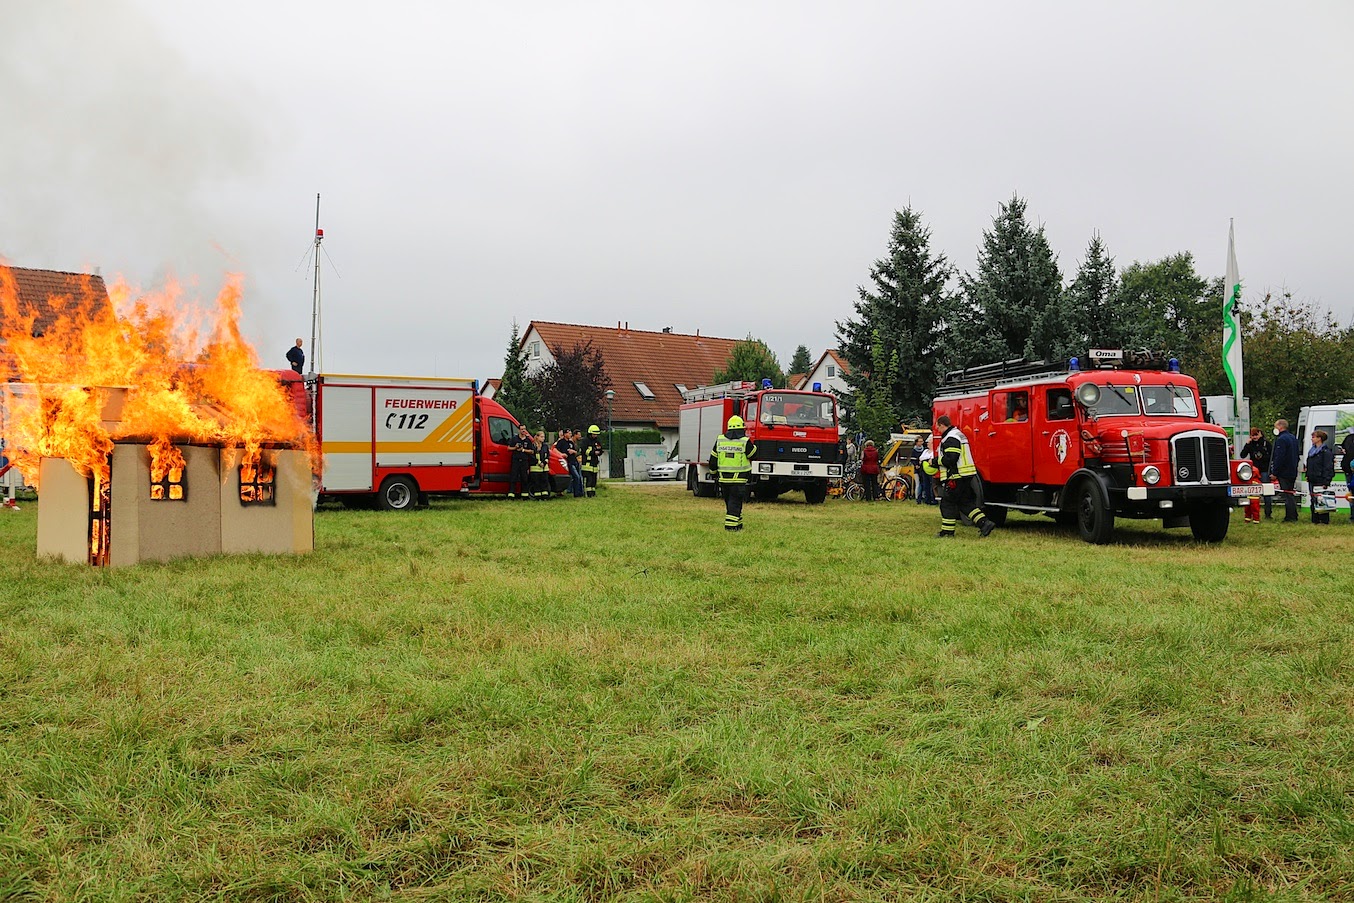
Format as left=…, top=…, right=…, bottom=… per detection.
left=1222, top=221, right=1243, bottom=417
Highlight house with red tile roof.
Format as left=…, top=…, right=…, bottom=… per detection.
left=1, top=267, right=113, bottom=492
left=480, top=377, right=501, bottom=400
left=0, top=266, right=112, bottom=340
left=520, top=321, right=742, bottom=445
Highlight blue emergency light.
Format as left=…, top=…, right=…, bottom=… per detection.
left=1168, top=358, right=1180, bottom=372
left=812, top=382, right=822, bottom=392
left=762, top=378, right=773, bottom=389
left=1068, top=356, right=1080, bottom=371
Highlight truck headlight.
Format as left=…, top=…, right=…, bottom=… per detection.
left=1142, top=465, right=1161, bottom=485
left=1236, top=462, right=1254, bottom=482
left=827, top=465, right=842, bottom=476
left=758, top=463, right=773, bottom=473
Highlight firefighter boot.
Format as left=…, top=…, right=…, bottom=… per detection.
left=979, top=519, right=996, bottom=537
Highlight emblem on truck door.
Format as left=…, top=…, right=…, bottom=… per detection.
left=1050, top=429, right=1070, bottom=463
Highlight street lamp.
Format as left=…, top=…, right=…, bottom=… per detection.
left=605, top=389, right=616, bottom=478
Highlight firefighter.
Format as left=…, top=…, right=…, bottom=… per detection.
left=508, top=424, right=535, bottom=499
left=529, top=429, right=551, bottom=499
left=581, top=424, right=605, bottom=497
left=930, top=414, right=996, bottom=538
left=708, top=414, right=757, bottom=531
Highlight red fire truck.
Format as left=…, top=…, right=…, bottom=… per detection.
left=931, top=350, right=1270, bottom=543
left=680, top=380, right=842, bottom=504
left=274, top=370, right=569, bottom=509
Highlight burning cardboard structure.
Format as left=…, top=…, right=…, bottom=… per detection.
left=38, top=444, right=312, bottom=567
left=1, top=268, right=318, bottom=567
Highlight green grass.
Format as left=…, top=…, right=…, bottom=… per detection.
left=1, top=484, right=1351, bottom=901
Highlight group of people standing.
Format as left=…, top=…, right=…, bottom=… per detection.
left=507, top=425, right=605, bottom=500
left=1240, top=419, right=1353, bottom=525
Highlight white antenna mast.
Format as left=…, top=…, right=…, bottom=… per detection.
left=309, top=193, right=324, bottom=374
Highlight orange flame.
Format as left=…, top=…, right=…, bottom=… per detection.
left=1, top=267, right=316, bottom=487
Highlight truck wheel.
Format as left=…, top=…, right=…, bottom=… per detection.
left=1188, top=503, right=1231, bottom=542
left=804, top=481, right=828, bottom=505
left=377, top=475, right=418, bottom=511
left=1074, top=480, right=1114, bottom=544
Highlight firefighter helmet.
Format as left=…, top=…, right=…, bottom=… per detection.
left=727, top=415, right=745, bottom=430
left=588, top=425, right=600, bottom=434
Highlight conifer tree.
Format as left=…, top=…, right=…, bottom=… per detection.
left=951, top=194, right=1063, bottom=365
left=497, top=320, right=541, bottom=427
left=836, top=206, right=953, bottom=425
left=789, top=345, right=813, bottom=377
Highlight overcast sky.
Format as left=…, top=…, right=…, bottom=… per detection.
left=3, top=0, right=1350, bottom=383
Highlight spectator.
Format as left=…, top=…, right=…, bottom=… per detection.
left=1306, top=429, right=1335, bottom=525
left=1271, top=419, right=1299, bottom=522
left=1342, top=431, right=1354, bottom=522
left=286, top=338, right=305, bottom=374
left=860, top=439, right=880, bottom=501
left=911, top=437, right=936, bottom=505
left=1238, top=427, right=1272, bottom=521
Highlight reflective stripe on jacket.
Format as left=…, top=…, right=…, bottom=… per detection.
left=712, top=433, right=754, bottom=482
left=940, top=427, right=977, bottom=477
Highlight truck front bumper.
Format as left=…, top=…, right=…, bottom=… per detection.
left=1123, top=482, right=1274, bottom=505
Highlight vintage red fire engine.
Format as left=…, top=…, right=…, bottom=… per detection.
left=931, top=349, right=1271, bottom=544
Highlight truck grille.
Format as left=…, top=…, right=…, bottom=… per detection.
left=1171, top=434, right=1230, bottom=484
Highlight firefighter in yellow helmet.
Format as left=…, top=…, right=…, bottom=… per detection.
left=928, top=414, right=996, bottom=538
left=708, top=414, right=757, bottom=531
left=581, top=425, right=605, bottom=497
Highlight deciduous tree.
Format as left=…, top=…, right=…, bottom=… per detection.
left=713, top=336, right=785, bottom=387
left=532, top=341, right=612, bottom=430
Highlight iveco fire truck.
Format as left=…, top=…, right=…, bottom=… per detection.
left=679, top=380, right=842, bottom=504
left=931, top=349, right=1271, bottom=544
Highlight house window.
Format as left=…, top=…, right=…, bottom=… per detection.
left=826, top=365, right=836, bottom=378
left=529, top=341, right=540, bottom=358
left=634, top=382, right=656, bottom=400
left=674, top=383, right=687, bottom=396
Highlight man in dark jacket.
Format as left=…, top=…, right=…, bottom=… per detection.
left=286, top=338, right=305, bottom=374
left=1271, top=419, right=1300, bottom=522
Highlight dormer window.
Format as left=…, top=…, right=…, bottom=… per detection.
left=634, top=382, right=655, bottom=400
left=674, top=383, right=688, bottom=397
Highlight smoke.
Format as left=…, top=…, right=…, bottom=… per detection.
left=0, top=0, right=265, bottom=286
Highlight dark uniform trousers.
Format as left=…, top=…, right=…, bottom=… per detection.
left=938, top=475, right=990, bottom=535
left=722, top=480, right=747, bottom=530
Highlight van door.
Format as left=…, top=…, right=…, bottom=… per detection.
left=481, top=413, right=517, bottom=489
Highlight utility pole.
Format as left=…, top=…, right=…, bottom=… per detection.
left=310, top=193, right=324, bottom=376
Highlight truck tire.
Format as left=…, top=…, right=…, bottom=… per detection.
left=689, top=469, right=716, bottom=498
left=804, top=481, right=828, bottom=505
left=983, top=505, right=1008, bottom=526
left=377, top=475, right=418, bottom=511
left=1188, top=502, right=1231, bottom=542
left=1073, top=480, right=1114, bottom=544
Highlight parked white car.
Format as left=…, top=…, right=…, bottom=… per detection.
left=647, top=456, right=687, bottom=481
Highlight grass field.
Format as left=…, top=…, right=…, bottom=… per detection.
left=1, top=483, right=1351, bottom=902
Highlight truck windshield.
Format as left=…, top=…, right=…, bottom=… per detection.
left=1087, top=384, right=1140, bottom=417
left=1140, top=385, right=1198, bottom=417
left=759, top=392, right=835, bottom=428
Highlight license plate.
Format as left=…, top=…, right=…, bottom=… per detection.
left=1229, top=484, right=1263, bottom=497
